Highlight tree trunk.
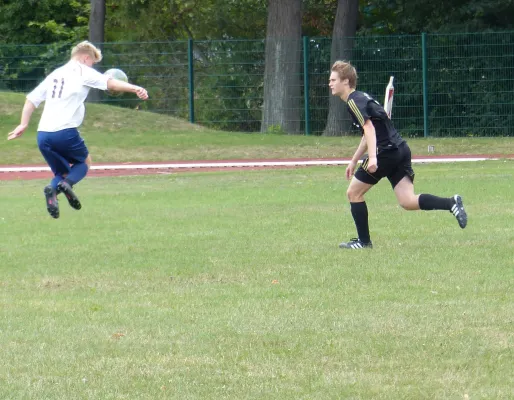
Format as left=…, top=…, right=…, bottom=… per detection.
left=323, top=0, right=359, bottom=136
left=261, top=0, right=302, bottom=134
left=88, top=0, right=106, bottom=102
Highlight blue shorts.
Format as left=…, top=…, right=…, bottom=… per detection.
left=37, top=128, right=89, bottom=176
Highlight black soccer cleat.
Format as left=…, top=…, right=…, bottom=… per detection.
left=339, top=238, right=373, bottom=249
left=451, top=194, right=467, bottom=229
left=44, top=185, right=59, bottom=219
left=57, top=181, right=82, bottom=210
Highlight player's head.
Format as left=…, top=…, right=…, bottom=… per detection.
left=329, top=60, right=357, bottom=101
left=331, top=60, right=357, bottom=88
left=71, top=41, right=102, bottom=67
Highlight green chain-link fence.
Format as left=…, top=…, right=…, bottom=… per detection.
left=1, top=32, right=513, bottom=137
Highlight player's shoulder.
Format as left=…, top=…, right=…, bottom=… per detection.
left=347, top=91, right=370, bottom=110
left=43, top=63, right=65, bottom=78
left=349, top=90, right=376, bottom=103
left=44, top=61, right=79, bottom=80
left=81, top=63, right=106, bottom=80
left=58, top=60, right=99, bottom=77
left=349, top=90, right=382, bottom=110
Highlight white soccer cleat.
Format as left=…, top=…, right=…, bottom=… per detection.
left=339, top=238, right=373, bottom=249
left=451, top=195, right=467, bottom=229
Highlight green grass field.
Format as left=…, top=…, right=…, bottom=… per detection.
left=1, top=161, right=513, bottom=399
left=1, top=91, right=513, bottom=399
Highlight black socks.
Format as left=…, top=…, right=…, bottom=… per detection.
left=349, top=195, right=453, bottom=244
left=350, top=202, right=371, bottom=244
left=419, top=194, right=454, bottom=211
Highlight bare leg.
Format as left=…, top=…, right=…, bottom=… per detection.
left=347, top=177, right=373, bottom=203
left=393, top=176, right=420, bottom=210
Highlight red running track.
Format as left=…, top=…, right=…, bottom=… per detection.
left=0, top=154, right=512, bottom=181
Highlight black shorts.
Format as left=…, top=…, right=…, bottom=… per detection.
left=354, top=142, right=415, bottom=188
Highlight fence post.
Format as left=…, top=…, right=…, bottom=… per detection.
left=421, top=32, right=429, bottom=138
left=303, top=36, right=311, bottom=136
left=188, top=38, right=195, bottom=124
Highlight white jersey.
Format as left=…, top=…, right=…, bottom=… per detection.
left=27, top=60, right=109, bottom=132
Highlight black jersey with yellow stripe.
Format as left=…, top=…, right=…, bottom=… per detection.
left=346, top=90, right=405, bottom=151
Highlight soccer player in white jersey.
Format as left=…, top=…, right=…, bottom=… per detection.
left=7, top=41, right=149, bottom=218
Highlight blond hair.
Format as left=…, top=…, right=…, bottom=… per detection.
left=71, top=41, right=102, bottom=63
left=331, top=60, right=358, bottom=89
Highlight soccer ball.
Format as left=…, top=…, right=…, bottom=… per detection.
left=104, top=68, right=128, bottom=96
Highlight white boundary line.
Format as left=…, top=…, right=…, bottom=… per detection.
left=0, top=157, right=500, bottom=173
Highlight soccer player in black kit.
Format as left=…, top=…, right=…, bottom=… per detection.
left=329, top=61, right=467, bottom=249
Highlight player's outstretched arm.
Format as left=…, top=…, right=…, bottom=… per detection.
left=7, top=99, right=36, bottom=140
left=107, top=79, right=149, bottom=100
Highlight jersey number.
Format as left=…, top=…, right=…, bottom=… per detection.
left=52, top=78, right=65, bottom=98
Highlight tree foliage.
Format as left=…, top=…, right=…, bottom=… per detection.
left=1, top=0, right=513, bottom=135
left=359, top=0, right=514, bottom=34
left=104, top=0, right=268, bottom=41
left=0, top=0, right=89, bottom=44
left=2, top=0, right=512, bottom=45
left=0, top=1, right=89, bottom=93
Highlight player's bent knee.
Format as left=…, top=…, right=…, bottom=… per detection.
left=347, top=188, right=364, bottom=203
left=398, top=198, right=418, bottom=211
left=346, top=188, right=354, bottom=201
